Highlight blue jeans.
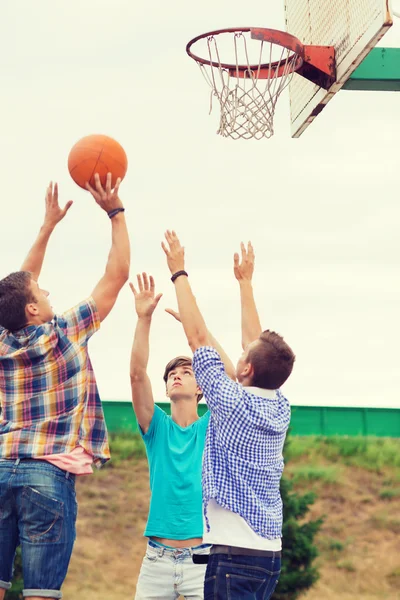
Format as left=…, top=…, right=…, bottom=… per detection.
left=204, top=551, right=281, bottom=600
left=0, top=459, right=77, bottom=599
left=135, top=540, right=210, bottom=599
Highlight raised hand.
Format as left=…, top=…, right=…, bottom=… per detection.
left=161, top=230, right=185, bottom=275
left=43, top=182, right=73, bottom=229
left=233, top=242, right=255, bottom=283
left=86, top=172, right=123, bottom=213
left=130, top=273, right=163, bottom=319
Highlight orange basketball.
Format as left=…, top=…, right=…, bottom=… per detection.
left=68, top=134, right=128, bottom=190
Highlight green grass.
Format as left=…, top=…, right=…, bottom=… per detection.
left=379, top=488, right=400, bottom=500
left=289, top=465, right=341, bottom=484
left=370, top=509, right=400, bottom=533
left=108, top=432, right=146, bottom=465
left=285, top=436, right=400, bottom=471
left=337, top=559, right=356, bottom=572
left=319, top=536, right=348, bottom=553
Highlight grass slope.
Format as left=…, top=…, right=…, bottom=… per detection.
left=59, top=435, right=400, bottom=600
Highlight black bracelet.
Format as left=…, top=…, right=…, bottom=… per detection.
left=171, top=270, right=188, bottom=283
left=108, top=207, right=125, bottom=219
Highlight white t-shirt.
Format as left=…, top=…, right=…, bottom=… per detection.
left=203, top=499, right=282, bottom=551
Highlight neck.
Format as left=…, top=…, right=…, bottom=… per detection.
left=239, top=375, right=253, bottom=387
left=170, top=399, right=199, bottom=427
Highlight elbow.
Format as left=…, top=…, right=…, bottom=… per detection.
left=116, top=267, right=129, bottom=288
left=130, top=368, right=146, bottom=384
left=187, top=333, right=209, bottom=351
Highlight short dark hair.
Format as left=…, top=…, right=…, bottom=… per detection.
left=163, top=356, right=203, bottom=402
left=248, top=330, right=295, bottom=390
left=0, top=271, right=36, bottom=332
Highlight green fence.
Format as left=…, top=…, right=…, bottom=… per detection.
left=103, top=401, right=400, bottom=437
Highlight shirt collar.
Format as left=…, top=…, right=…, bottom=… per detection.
left=243, top=386, right=277, bottom=400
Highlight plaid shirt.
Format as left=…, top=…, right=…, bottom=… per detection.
left=0, top=297, right=110, bottom=467
left=192, top=346, right=290, bottom=539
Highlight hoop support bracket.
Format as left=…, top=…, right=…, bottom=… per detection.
left=298, top=46, right=336, bottom=89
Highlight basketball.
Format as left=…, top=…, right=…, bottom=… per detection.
left=68, top=134, right=128, bottom=190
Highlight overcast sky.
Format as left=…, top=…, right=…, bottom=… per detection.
left=1, top=1, right=400, bottom=409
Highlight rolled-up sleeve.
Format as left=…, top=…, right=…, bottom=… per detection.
left=192, top=346, right=243, bottom=421
left=58, top=297, right=100, bottom=346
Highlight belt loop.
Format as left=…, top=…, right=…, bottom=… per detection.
left=65, top=472, right=70, bottom=480
left=158, top=547, right=164, bottom=558
left=15, top=459, right=20, bottom=466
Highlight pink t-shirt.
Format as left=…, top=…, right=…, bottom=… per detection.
left=35, top=446, right=94, bottom=475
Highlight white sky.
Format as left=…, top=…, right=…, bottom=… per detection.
left=1, top=1, right=400, bottom=409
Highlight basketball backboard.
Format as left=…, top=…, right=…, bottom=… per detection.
left=285, top=0, right=393, bottom=137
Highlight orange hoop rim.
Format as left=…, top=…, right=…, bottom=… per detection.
left=186, top=27, right=305, bottom=78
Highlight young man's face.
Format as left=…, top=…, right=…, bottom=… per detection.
left=28, top=279, right=54, bottom=323
left=166, top=364, right=201, bottom=402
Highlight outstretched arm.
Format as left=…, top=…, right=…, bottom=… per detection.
left=130, top=273, right=163, bottom=433
left=234, top=242, right=262, bottom=350
left=162, top=230, right=217, bottom=353
left=165, top=308, right=236, bottom=380
left=20, top=182, right=73, bottom=280
left=90, top=173, right=130, bottom=322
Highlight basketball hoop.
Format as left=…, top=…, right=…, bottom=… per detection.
left=186, top=28, right=336, bottom=139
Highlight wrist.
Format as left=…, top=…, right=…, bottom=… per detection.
left=108, top=207, right=125, bottom=219
left=171, top=269, right=188, bottom=283
left=41, top=222, right=56, bottom=235
left=238, top=279, right=253, bottom=288
left=137, top=314, right=152, bottom=323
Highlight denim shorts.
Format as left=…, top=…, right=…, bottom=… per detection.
left=0, top=458, right=77, bottom=599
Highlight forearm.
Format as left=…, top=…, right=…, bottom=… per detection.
left=104, top=213, right=130, bottom=282
left=20, top=224, right=54, bottom=280
left=130, top=317, right=151, bottom=376
left=239, top=280, right=262, bottom=349
left=174, top=276, right=208, bottom=350
left=206, top=331, right=236, bottom=380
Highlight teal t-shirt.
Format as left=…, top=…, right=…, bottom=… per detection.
left=140, top=405, right=210, bottom=539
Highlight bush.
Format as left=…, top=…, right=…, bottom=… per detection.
left=274, top=433, right=323, bottom=600
left=7, top=548, right=23, bottom=600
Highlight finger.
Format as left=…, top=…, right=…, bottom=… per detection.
left=94, top=173, right=103, bottom=194
left=240, top=241, right=246, bottom=261
left=62, top=200, right=73, bottom=216
left=153, top=293, right=163, bottom=306
left=142, top=272, right=149, bottom=290
left=136, top=273, right=144, bottom=292
left=113, top=177, right=122, bottom=196
left=248, top=241, right=255, bottom=259
left=53, top=182, right=58, bottom=204
left=233, top=252, right=239, bottom=266
left=85, top=181, right=96, bottom=195
left=165, top=308, right=180, bottom=321
left=149, top=275, right=155, bottom=291
left=161, top=241, right=169, bottom=255
left=165, top=230, right=173, bottom=245
left=129, top=282, right=137, bottom=296
left=46, top=182, right=52, bottom=203
left=105, top=172, right=112, bottom=195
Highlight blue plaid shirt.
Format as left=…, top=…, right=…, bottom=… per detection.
left=192, top=346, right=290, bottom=539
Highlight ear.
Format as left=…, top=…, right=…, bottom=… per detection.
left=25, top=303, right=39, bottom=318
left=242, top=362, right=254, bottom=379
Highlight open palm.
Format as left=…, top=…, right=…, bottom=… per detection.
left=130, top=273, right=162, bottom=319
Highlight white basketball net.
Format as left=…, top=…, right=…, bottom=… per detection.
left=195, top=32, right=300, bottom=139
